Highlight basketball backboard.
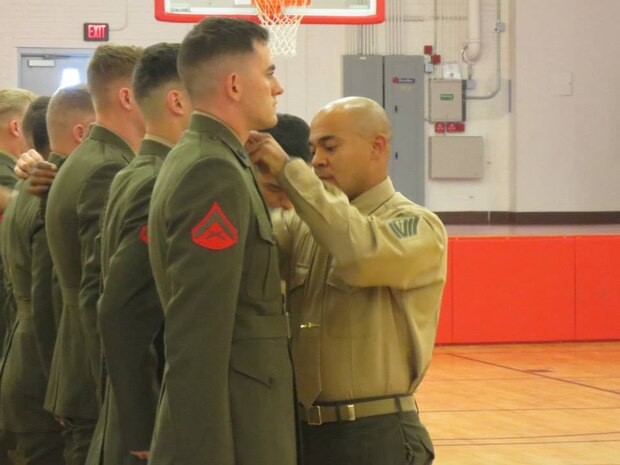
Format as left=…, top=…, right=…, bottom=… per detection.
left=154, top=0, right=385, bottom=25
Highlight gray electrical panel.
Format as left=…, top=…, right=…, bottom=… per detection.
left=343, top=55, right=426, bottom=205
left=342, top=55, right=384, bottom=105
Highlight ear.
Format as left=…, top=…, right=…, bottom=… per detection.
left=226, top=72, right=242, bottom=102
left=72, top=123, right=86, bottom=143
left=167, top=90, right=185, bottom=116
left=370, top=134, right=388, bottom=160
left=118, top=87, right=134, bottom=111
left=8, top=119, right=22, bottom=138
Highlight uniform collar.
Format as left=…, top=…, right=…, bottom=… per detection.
left=88, top=124, right=135, bottom=162
left=0, top=151, right=16, bottom=168
left=144, top=133, right=174, bottom=149
left=47, top=152, right=66, bottom=164
left=351, top=177, right=396, bottom=215
left=190, top=112, right=249, bottom=168
left=138, top=138, right=171, bottom=160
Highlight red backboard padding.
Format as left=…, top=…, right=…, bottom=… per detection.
left=575, top=236, right=620, bottom=340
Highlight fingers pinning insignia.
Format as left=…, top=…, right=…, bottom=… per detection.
left=139, top=225, right=149, bottom=244
left=192, top=201, right=238, bottom=250
left=388, top=216, right=420, bottom=239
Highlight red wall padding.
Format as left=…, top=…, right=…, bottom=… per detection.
left=575, top=236, right=620, bottom=340
left=435, top=243, right=453, bottom=343
left=434, top=235, right=620, bottom=344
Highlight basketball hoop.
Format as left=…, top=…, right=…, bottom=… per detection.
left=253, top=0, right=311, bottom=56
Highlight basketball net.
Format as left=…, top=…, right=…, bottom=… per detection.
left=253, top=0, right=311, bottom=56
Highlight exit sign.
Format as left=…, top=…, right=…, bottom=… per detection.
left=84, top=23, right=109, bottom=42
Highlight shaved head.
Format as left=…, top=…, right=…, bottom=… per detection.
left=309, top=96, right=393, bottom=199
left=47, top=85, right=95, bottom=154
left=315, top=97, right=391, bottom=142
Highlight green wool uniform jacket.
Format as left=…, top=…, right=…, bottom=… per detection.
left=147, top=114, right=296, bottom=465
left=0, top=152, right=18, bottom=362
left=45, top=125, right=135, bottom=419
left=0, top=179, right=60, bottom=433
left=86, top=139, right=168, bottom=465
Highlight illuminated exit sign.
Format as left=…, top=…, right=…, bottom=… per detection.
left=83, top=23, right=109, bottom=42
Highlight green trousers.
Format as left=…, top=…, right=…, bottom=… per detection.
left=300, top=411, right=435, bottom=465
left=15, top=431, right=64, bottom=465
left=62, top=417, right=97, bottom=465
left=1, top=429, right=16, bottom=464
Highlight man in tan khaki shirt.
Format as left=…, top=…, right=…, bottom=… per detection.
left=247, top=96, right=448, bottom=465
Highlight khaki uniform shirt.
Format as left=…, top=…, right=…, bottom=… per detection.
left=45, top=125, right=135, bottom=418
left=87, top=138, right=169, bottom=465
left=275, top=160, right=448, bottom=407
left=148, top=114, right=296, bottom=465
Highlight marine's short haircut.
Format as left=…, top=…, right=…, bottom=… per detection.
left=22, top=95, right=51, bottom=154
left=0, top=88, right=37, bottom=120
left=48, top=84, right=93, bottom=119
left=262, top=114, right=311, bottom=163
left=87, top=44, right=143, bottom=102
left=178, top=17, right=269, bottom=100
left=133, top=43, right=181, bottom=105
left=47, top=85, right=94, bottom=143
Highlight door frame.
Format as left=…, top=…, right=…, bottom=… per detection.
left=18, top=47, right=95, bottom=90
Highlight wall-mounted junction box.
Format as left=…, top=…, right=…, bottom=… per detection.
left=429, top=136, right=483, bottom=179
left=429, top=79, right=466, bottom=122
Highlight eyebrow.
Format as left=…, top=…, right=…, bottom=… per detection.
left=310, top=135, right=337, bottom=147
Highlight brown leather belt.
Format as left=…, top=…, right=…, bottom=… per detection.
left=299, top=395, right=418, bottom=426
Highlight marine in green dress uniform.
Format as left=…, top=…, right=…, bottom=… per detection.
left=0, top=95, right=66, bottom=465
left=147, top=19, right=296, bottom=465
left=0, top=176, right=65, bottom=465
left=86, top=43, right=190, bottom=465
left=31, top=85, right=96, bottom=465
left=44, top=44, right=144, bottom=465
left=0, top=87, right=36, bottom=465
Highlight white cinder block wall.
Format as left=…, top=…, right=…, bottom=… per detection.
left=0, top=0, right=617, bottom=213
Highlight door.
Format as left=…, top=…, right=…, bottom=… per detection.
left=19, top=48, right=93, bottom=96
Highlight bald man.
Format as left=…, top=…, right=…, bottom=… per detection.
left=247, top=96, right=448, bottom=465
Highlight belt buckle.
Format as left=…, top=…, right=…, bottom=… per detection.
left=339, top=404, right=356, bottom=421
left=306, top=405, right=322, bottom=426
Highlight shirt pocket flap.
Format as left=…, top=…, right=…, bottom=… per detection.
left=289, top=264, right=309, bottom=292
left=230, top=343, right=273, bottom=388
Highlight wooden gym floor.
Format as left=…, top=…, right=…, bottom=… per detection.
left=417, top=342, right=620, bottom=465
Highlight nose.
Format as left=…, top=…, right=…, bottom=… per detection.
left=273, top=76, right=284, bottom=96
left=311, top=149, right=327, bottom=169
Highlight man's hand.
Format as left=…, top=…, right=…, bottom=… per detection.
left=15, top=149, right=44, bottom=179
left=130, top=450, right=150, bottom=460
left=28, top=161, right=58, bottom=197
left=245, top=131, right=289, bottom=177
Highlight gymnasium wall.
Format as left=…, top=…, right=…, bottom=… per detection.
left=0, top=0, right=618, bottom=215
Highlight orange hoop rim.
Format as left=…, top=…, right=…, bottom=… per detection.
left=252, top=0, right=311, bottom=17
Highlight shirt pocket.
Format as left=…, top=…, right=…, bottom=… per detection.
left=245, top=212, right=280, bottom=302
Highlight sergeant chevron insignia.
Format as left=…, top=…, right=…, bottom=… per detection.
left=388, top=216, right=420, bottom=239
left=139, top=225, right=149, bottom=244
left=192, top=201, right=238, bottom=250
